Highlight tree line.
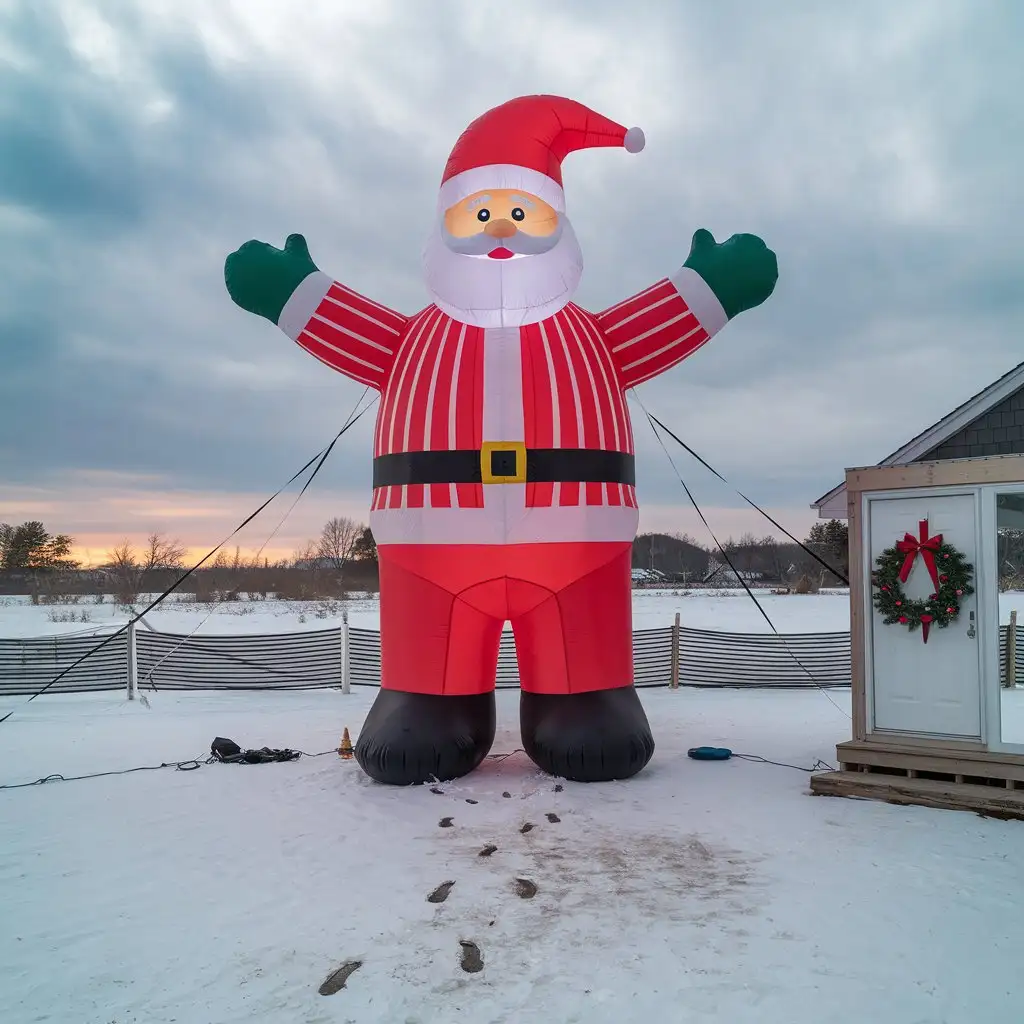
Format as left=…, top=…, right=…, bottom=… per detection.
left=1, top=515, right=851, bottom=601
left=0, top=521, right=77, bottom=571
left=631, top=519, right=849, bottom=587
left=0, top=517, right=377, bottom=573
left=0, top=517, right=379, bottom=603
left=21, top=511, right=1024, bottom=596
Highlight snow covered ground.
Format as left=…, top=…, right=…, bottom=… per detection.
left=5, top=586, right=1024, bottom=640
left=4, top=590, right=1024, bottom=1021
left=2, top=686, right=1023, bottom=1024
left=1, top=588, right=857, bottom=639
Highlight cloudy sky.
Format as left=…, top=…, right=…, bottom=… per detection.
left=1, top=0, right=1021, bottom=564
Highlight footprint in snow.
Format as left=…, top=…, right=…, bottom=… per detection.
left=427, top=881, right=455, bottom=903
left=545, top=813, right=560, bottom=823
left=513, top=878, right=538, bottom=899
left=318, top=960, right=362, bottom=996
left=520, top=822, right=534, bottom=834
left=439, top=817, right=454, bottom=828
left=459, top=940, right=484, bottom=973
left=478, top=844, right=498, bottom=857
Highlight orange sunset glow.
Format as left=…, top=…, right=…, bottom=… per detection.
left=0, top=472, right=373, bottom=568
left=1, top=471, right=817, bottom=568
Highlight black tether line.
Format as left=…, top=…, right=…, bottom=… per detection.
left=135, top=388, right=377, bottom=694
left=645, top=411, right=848, bottom=587
left=639, top=410, right=777, bottom=634
left=0, top=404, right=374, bottom=724
left=636, top=396, right=850, bottom=718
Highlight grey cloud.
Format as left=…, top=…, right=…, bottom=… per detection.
left=1, top=0, right=1022, bottom=530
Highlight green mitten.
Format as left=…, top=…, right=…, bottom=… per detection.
left=683, top=228, right=778, bottom=320
left=224, top=233, right=320, bottom=324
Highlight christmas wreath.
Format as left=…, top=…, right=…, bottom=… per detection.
left=871, top=518, right=974, bottom=643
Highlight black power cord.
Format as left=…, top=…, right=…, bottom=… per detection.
left=733, top=753, right=836, bottom=773
left=0, top=756, right=209, bottom=790
left=0, top=747, right=341, bottom=791
left=1, top=745, right=830, bottom=792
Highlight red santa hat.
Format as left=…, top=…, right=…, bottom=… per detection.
left=438, top=94, right=644, bottom=214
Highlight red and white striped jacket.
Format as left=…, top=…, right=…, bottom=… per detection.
left=276, top=267, right=727, bottom=545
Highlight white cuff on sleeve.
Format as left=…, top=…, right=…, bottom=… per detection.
left=669, top=266, right=728, bottom=337
left=277, top=270, right=333, bottom=341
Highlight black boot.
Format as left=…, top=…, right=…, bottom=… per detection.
left=354, top=689, right=496, bottom=785
left=520, top=685, right=655, bottom=783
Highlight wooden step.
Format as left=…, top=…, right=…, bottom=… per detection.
left=811, top=770, right=1024, bottom=820
left=836, top=740, right=1024, bottom=784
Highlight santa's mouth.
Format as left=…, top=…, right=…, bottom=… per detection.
left=487, top=247, right=515, bottom=260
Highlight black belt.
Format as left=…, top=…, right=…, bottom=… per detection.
left=372, top=446, right=635, bottom=488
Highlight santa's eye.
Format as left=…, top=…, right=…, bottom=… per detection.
left=511, top=207, right=525, bottom=222
left=476, top=208, right=490, bottom=222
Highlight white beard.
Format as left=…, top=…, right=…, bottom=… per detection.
left=422, top=216, right=584, bottom=328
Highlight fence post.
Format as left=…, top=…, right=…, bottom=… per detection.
left=1006, top=610, right=1017, bottom=689
left=341, top=611, right=351, bottom=694
left=126, top=620, right=138, bottom=701
left=670, top=612, right=681, bottom=689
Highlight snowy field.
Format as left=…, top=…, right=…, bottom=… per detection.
left=4, top=587, right=1024, bottom=640
left=1, top=588, right=856, bottom=639
left=3, top=686, right=1023, bottom=1024
left=4, top=589, right=1024, bottom=1022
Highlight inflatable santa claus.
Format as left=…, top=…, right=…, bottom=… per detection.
left=225, top=95, right=777, bottom=786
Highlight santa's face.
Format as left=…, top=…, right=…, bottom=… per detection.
left=423, top=187, right=584, bottom=328
left=442, top=189, right=561, bottom=257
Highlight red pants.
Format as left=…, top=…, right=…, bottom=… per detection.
left=377, top=541, right=634, bottom=696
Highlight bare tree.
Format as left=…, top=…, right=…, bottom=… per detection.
left=292, top=539, right=319, bottom=568
left=141, top=533, right=186, bottom=572
left=317, top=517, right=361, bottom=571
left=106, top=540, right=142, bottom=608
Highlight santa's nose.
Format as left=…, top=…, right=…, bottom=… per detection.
left=484, top=218, right=517, bottom=239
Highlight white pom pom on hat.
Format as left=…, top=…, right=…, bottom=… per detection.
left=623, top=127, right=645, bottom=153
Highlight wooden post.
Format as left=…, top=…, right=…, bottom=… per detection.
left=341, top=611, right=351, bottom=695
left=670, top=612, right=681, bottom=689
left=1006, top=610, right=1017, bottom=689
left=126, top=621, right=138, bottom=701
left=847, top=480, right=867, bottom=741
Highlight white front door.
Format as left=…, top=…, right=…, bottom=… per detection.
left=868, top=493, right=982, bottom=738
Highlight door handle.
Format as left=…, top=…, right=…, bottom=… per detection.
left=967, top=610, right=976, bottom=639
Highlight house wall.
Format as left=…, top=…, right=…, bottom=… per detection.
left=920, top=388, right=1024, bottom=461
left=817, top=491, right=849, bottom=519
left=814, top=384, right=1024, bottom=521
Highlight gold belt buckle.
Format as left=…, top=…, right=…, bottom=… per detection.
left=480, top=441, right=527, bottom=484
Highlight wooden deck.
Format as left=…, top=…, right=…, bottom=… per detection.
left=810, top=738, right=1024, bottom=820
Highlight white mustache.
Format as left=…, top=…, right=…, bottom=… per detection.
left=441, top=219, right=564, bottom=257
left=423, top=213, right=584, bottom=328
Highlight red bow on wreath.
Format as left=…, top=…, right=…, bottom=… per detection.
left=896, top=519, right=943, bottom=593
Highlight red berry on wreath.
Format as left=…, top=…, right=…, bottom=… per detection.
left=895, top=600, right=902, bottom=606
left=956, top=589, right=963, bottom=595
left=947, top=607, right=955, bottom=613
left=943, top=554, right=949, bottom=559
left=940, top=575, right=948, bottom=582
left=899, top=616, right=908, bottom=624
